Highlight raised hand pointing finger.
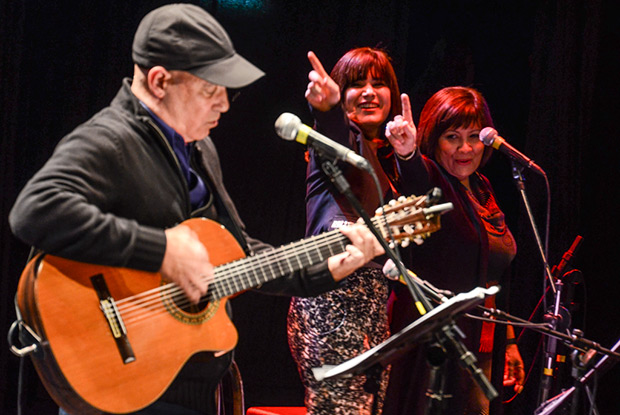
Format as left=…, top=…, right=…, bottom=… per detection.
left=305, top=51, right=340, bottom=111
left=401, top=92, right=415, bottom=125
left=385, top=93, right=417, bottom=158
left=308, top=51, right=330, bottom=79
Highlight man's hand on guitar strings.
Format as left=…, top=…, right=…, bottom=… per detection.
left=161, top=224, right=214, bottom=304
left=327, top=223, right=385, bottom=282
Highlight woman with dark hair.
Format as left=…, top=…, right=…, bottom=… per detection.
left=287, top=48, right=415, bottom=414
left=383, top=86, right=525, bottom=415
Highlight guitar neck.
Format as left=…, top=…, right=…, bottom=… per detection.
left=208, top=222, right=375, bottom=300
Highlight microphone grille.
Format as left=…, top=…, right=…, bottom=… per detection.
left=382, top=259, right=399, bottom=280
left=479, top=127, right=498, bottom=146
left=274, top=112, right=301, bottom=141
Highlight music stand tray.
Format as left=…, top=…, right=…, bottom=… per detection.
left=313, top=286, right=498, bottom=381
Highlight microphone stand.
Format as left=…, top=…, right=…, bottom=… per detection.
left=319, top=159, right=431, bottom=311
left=321, top=157, right=497, bottom=414
left=537, top=332, right=618, bottom=415
left=543, top=237, right=584, bottom=402
left=480, top=308, right=620, bottom=363
left=477, top=306, right=620, bottom=414
left=511, top=162, right=555, bottom=293
left=428, top=323, right=498, bottom=414
left=511, top=161, right=564, bottom=404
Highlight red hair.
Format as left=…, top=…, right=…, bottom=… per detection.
left=418, top=86, right=495, bottom=167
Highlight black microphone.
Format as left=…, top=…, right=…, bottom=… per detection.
left=479, top=127, right=545, bottom=175
left=275, top=112, right=372, bottom=172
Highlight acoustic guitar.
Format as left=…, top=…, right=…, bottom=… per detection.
left=15, top=192, right=452, bottom=414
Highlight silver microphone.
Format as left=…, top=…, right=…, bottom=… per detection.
left=382, top=259, right=453, bottom=302
left=479, top=127, right=545, bottom=175
left=275, top=112, right=372, bottom=172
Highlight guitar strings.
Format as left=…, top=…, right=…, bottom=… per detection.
left=115, top=229, right=353, bottom=325
left=119, top=232, right=346, bottom=325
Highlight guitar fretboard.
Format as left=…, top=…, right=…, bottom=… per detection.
left=208, top=215, right=387, bottom=300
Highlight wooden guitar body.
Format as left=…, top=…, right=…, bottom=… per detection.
left=17, top=218, right=244, bottom=414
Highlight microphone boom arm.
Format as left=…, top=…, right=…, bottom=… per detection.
left=319, top=159, right=431, bottom=311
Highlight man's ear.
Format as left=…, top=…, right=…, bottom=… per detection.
left=147, top=66, right=171, bottom=99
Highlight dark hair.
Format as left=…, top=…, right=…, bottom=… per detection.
left=418, top=86, right=494, bottom=167
left=330, top=47, right=401, bottom=123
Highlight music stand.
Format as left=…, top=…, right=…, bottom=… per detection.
left=312, top=286, right=498, bottom=381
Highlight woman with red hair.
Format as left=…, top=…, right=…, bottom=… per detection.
left=383, top=86, right=524, bottom=415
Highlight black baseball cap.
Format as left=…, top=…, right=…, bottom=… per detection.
left=132, top=3, right=264, bottom=88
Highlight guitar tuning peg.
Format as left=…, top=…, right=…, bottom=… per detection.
left=388, top=199, right=397, bottom=206
left=398, top=196, right=406, bottom=202
left=401, top=239, right=410, bottom=248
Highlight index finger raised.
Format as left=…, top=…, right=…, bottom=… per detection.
left=401, top=93, right=414, bottom=123
left=308, top=51, right=330, bottom=79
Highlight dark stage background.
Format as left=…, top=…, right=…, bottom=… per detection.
left=2, top=0, right=619, bottom=414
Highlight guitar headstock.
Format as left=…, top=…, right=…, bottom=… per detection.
left=375, top=187, right=453, bottom=248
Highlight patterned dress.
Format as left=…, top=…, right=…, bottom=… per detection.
left=288, top=267, right=390, bottom=415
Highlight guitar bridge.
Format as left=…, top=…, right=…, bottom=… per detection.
left=90, top=274, right=136, bottom=364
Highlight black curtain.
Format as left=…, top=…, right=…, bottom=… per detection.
left=2, top=1, right=618, bottom=414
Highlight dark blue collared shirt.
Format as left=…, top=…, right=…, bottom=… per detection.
left=141, top=103, right=208, bottom=210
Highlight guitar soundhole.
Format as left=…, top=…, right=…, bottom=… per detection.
left=175, top=297, right=210, bottom=314
left=161, top=284, right=219, bottom=324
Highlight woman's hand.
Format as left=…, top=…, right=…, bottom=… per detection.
left=385, top=93, right=417, bottom=158
left=504, top=343, right=525, bottom=393
left=305, top=51, right=341, bottom=112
